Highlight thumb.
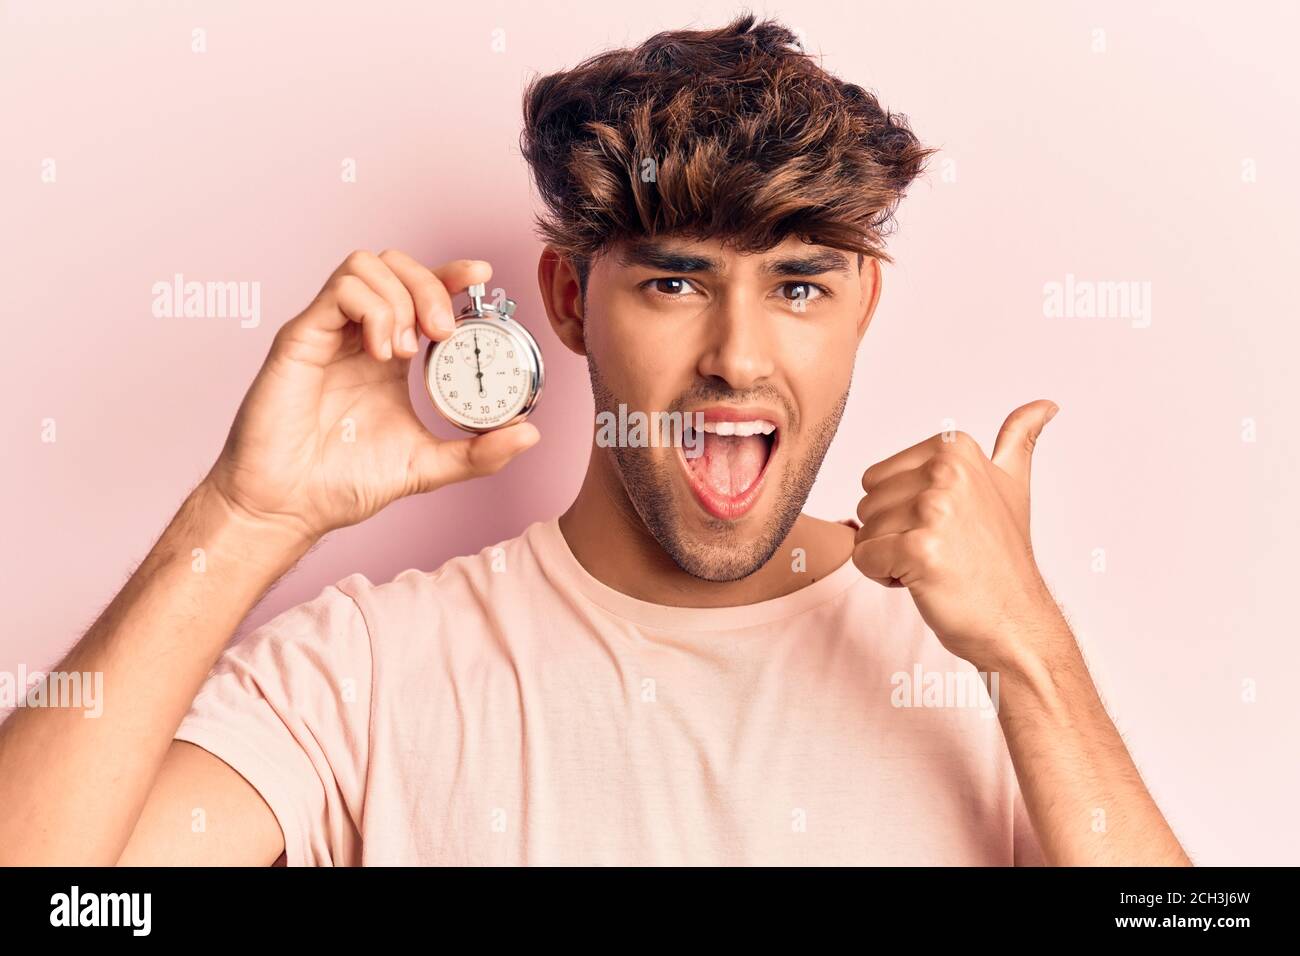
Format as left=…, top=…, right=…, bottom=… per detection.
left=990, top=399, right=1058, bottom=486
left=410, top=422, right=540, bottom=493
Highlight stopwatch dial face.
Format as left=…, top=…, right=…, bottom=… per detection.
left=430, top=323, right=533, bottom=429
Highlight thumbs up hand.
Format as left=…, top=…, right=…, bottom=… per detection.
left=852, top=399, right=1063, bottom=670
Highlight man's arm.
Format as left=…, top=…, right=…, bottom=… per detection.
left=994, top=616, right=1190, bottom=866
left=0, top=483, right=308, bottom=865
left=0, top=251, right=539, bottom=866
left=853, top=400, right=1188, bottom=865
left=118, top=740, right=287, bottom=866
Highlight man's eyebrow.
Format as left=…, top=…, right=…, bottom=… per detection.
left=615, top=242, right=855, bottom=278
left=617, top=242, right=722, bottom=274
left=759, top=250, right=854, bottom=277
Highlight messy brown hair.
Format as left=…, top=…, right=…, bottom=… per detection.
left=520, top=13, right=933, bottom=294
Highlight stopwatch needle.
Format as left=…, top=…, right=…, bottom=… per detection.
left=473, top=331, right=485, bottom=397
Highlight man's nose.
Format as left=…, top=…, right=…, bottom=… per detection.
left=695, top=293, right=776, bottom=391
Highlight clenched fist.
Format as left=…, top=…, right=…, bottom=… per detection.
left=852, top=399, right=1063, bottom=671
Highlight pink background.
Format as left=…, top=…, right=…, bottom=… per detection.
left=3, top=1, right=1297, bottom=864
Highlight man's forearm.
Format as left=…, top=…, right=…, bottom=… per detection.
left=0, top=480, right=313, bottom=865
left=989, top=617, right=1191, bottom=866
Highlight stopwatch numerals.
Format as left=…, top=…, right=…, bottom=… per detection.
left=425, top=311, right=540, bottom=433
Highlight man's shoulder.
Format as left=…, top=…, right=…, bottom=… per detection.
left=331, top=518, right=554, bottom=624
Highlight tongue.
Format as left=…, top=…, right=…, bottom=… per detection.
left=688, top=433, right=767, bottom=497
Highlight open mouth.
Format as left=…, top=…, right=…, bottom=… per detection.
left=677, top=416, right=779, bottom=521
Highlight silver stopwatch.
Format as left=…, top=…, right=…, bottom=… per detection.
left=422, top=283, right=545, bottom=433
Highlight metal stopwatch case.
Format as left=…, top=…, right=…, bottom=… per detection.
left=423, top=282, right=544, bottom=433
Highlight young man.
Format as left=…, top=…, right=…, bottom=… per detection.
left=0, top=16, right=1188, bottom=866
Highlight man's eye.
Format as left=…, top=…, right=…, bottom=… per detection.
left=646, top=277, right=697, bottom=296
left=780, top=282, right=826, bottom=303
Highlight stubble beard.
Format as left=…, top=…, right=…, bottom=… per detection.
left=587, top=355, right=849, bottom=583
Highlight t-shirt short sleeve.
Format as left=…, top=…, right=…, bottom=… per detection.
left=173, top=578, right=374, bottom=866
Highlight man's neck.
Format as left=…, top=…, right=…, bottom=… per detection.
left=558, top=448, right=856, bottom=608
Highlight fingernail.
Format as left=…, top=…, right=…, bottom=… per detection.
left=435, top=311, right=456, bottom=333
left=1045, top=404, right=1060, bottom=423
left=379, top=339, right=392, bottom=360
left=400, top=328, right=418, bottom=353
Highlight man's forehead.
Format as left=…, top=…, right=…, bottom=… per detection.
left=610, top=236, right=857, bottom=276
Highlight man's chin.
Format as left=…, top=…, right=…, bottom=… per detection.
left=649, top=491, right=798, bottom=583
left=659, top=533, right=776, bottom=583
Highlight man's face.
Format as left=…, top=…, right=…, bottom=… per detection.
left=580, top=234, right=876, bottom=582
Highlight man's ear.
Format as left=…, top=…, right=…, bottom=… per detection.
left=856, top=256, right=882, bottom=344
left=537, top=246, right=587, bottom=357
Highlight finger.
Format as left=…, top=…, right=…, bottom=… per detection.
left=379, top=249, right=459, bottom=344
left=852, top=534, right=908, bottom=587
left=431, top=258, right=493, bottom=298
left=990, top=399, right=1058, bottom=486
left=862, top=425, right=986, bottom=491
left=408, top=421, right=539, bottom=493
left=331, top=273, right=396, bottom=361
left=861, top=438, right=936, bottom=492
left=339, top=251, right=418, bottom=358
left=855, top=465, right=929, bottom=527
left=854, top=498, right=924, bottom=543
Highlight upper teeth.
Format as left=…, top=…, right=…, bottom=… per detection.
left=700, top=420, right=776, bottom=436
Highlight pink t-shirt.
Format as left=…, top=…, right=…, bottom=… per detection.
left=175, top=517, right=1044, bottom=866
